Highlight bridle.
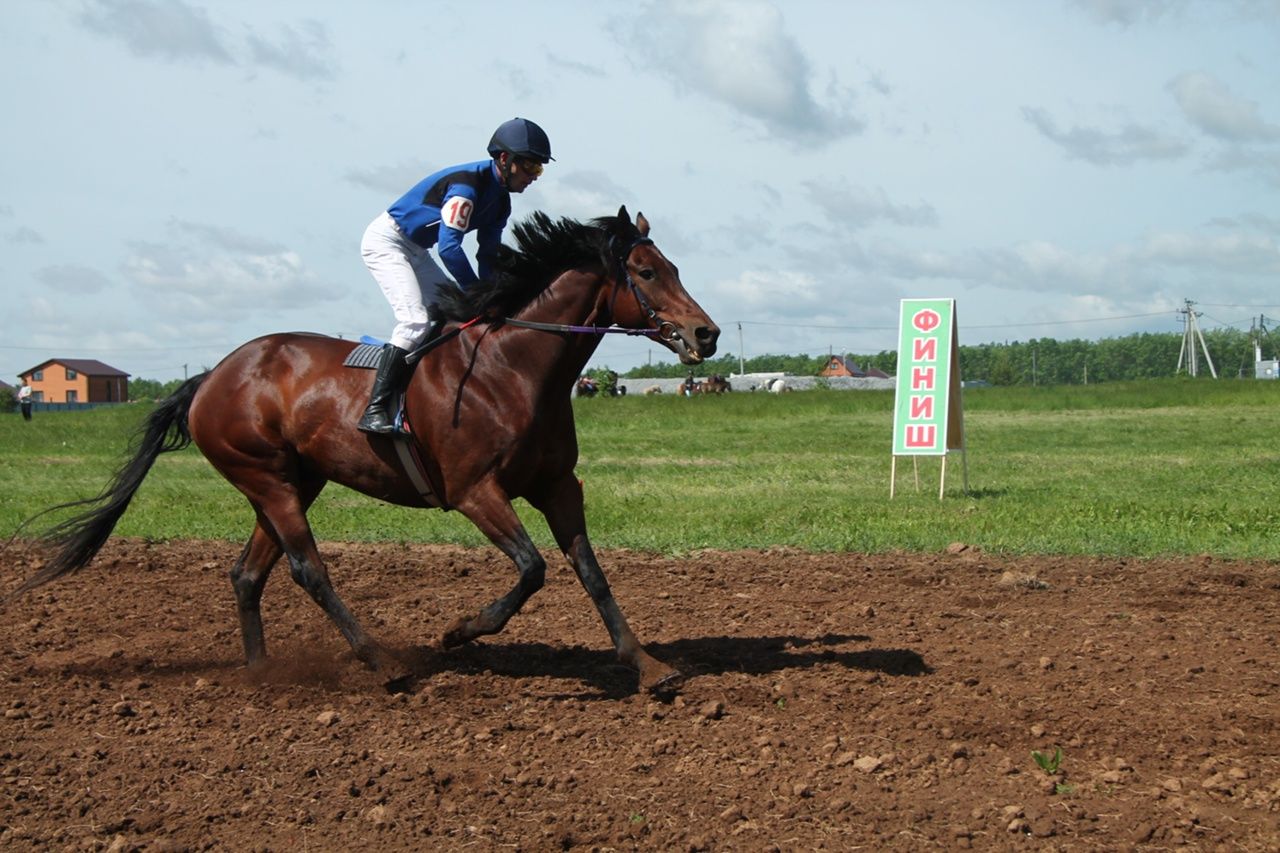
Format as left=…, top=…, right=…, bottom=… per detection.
left=497, top=235, right=679, bottom=342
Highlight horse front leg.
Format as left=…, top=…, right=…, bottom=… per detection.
left=441, top=484, right=547, bottom=648
left=532, top=475, right=681, bottom=694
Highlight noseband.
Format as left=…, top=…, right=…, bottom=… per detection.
left=609, top=236, right=679, bottom=343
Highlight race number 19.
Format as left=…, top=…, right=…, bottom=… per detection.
left=442, top=196, right=473, bottom=230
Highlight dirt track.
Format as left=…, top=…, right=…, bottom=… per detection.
left=2, top=538, right=1279, bottom=851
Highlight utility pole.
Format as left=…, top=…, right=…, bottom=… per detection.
left=1175, top=299, right=1218, bottom=378
left=737, top=323, right=745, bottom=377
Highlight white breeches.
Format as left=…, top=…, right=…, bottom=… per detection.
left=361, top=211, right=452, bottom=350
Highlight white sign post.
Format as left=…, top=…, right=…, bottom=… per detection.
left=890, top=298, right=968, bottom=498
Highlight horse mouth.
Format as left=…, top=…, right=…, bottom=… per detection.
left=667, top=330, right=705, bottom=365
left=660, top=319, right=718, bottom=365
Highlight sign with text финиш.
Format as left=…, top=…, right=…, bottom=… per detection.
left=892, top=298, right=965, bottom=456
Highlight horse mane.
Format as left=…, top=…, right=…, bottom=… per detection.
left=434, top=211, right=635, bottom=322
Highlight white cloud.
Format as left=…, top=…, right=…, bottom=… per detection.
left=703, top=268, right=827, bottom=316
left=34, top=264, right=113, bottom=294
left=79, top=0, right=233, bottom=64
left=537, top=171, right=637, bottom=223
left=5, top=226, right=44, bottom=245
left=615, top=0, right=864, bottom=147
left=245, top=19, right=337, bottom=81
left=1022, top=107, right=1189, bottom=165
left=972, top=227, right=1280, bottom=299
left=803, top=180, right=938, bottom=230
left=1168, top=71, right=1280, bottom=142
left=79, top=1, right=338, bottom=81
left=1070, top=0, right=1187, bottom=26
left=120, top=222, right=343, bottom=320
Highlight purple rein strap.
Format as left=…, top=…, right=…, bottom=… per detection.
left=495, top=235, right=676, bottom=341
left=499, top=317, right=661, bottom=337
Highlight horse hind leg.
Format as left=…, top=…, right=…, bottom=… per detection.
left=230, top=477, right=326, bottom=667
left=239, top=474, right=393, bottom=673
left=230, top=522, right=282, bottom=666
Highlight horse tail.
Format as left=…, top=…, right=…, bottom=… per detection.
left=10, top=373, right=209, bottom=597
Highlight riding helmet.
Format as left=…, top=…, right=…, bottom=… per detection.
left=487, top=118, right=554, bottom=163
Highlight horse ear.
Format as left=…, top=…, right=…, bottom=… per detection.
left=635, top=211, right=650, bottom=237
left=616, top=205, right=631, bottom=227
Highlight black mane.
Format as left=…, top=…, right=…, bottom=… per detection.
left=434, top=211, right=637, bottom=322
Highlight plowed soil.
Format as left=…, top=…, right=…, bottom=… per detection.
left=2, top=539, right=1279, bottom=851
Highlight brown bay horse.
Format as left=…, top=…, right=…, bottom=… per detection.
left=699, top=374, right=732, bottom=394
left=16, top=207, right=718, bottom=693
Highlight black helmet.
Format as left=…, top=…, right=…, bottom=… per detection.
left=487, top=117, right=554, bottom=163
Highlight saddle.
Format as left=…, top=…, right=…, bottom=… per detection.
left=343, top=338, right=445, bottom=509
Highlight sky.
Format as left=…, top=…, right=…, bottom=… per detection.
left=3, top=0, right=1280, bottom=382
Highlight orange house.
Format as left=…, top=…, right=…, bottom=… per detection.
left=19, top=358, right=130, bottom=404
left=818, top=354, right=890, bottom=379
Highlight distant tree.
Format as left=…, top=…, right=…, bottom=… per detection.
left=622, top=330, right=1261, bottom=385
left=989, top=348, right=1018, bottom=386
left=130, top=378, right=185, bottom=401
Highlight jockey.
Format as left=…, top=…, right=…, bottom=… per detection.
left=357, top=117, right=553, bottom=434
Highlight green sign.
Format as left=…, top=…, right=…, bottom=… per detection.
left=892, top=298, right=963, bottom=456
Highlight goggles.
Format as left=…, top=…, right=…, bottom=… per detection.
left=516, top=158, right=544, bottom=177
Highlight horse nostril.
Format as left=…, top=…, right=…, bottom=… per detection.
left=696, top=326, right=720, bottom=354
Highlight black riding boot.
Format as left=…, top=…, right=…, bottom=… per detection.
left=357, top=343, right=412, bottom=434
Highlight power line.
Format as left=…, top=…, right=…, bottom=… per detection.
left=1198, top=302, right=1280, bottom=310
left=733, top=310, right=1173, bottom=332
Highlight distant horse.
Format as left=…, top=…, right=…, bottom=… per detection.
left=700, top=374, right=732, bottom=394
left=15, top=207, right=718, bottom=694
left=768, top=378, right=790, bottom=394
left=575, top=376, right=599, bottom=397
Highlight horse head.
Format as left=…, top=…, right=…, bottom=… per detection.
left=604, top=206, right=719, bottom=365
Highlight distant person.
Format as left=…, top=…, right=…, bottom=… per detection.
left=357, top=117, right=554, bottom=434
left=682, top=371, right=697, bottom=397
left=17, top=380, right=32, bottom=421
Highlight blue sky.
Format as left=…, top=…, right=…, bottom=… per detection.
left=3, top=0, right=1279, bottom=381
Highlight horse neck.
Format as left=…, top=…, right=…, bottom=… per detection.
left=502, top=267, right=614, bottom=385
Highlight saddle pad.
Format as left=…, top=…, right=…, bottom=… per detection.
left=343, top=343, right=384, bottom=369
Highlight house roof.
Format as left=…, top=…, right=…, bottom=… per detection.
left=825, top=355, right=866, bottom=376
left=22, top=358, right=130, bottom=378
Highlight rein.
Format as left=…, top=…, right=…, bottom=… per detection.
left=490, top=235, right=677, bottom=342
left=499, top=317, right=662, bottom=337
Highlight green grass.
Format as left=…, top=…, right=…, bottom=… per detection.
left=2, top=379, right=1277, bottom=559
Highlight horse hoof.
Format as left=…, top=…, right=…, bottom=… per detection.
left=644, top=669, right=684, bottom=696
left=383, top=674, right=416, bottom=695
left=439, top=618, right=472, bottom=650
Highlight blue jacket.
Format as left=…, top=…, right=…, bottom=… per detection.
left=387, top=159, right=510, bottom=285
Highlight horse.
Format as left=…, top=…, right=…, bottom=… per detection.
left=15, top=206, right=719, bottom=694
left=700, top=374, right=732, bottom=394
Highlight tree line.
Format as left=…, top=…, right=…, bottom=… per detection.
left=621, top=328, right=1275, bottom=385
left=117, top=329, right=1273, bottom=400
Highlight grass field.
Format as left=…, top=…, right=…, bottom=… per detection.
left=2, top=379, right=1277, bottom=559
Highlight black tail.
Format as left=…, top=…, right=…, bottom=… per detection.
left=10, top=373, right=209, bottom=597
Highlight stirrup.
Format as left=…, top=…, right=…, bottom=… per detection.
left=357, top=407, right=398, bottom=435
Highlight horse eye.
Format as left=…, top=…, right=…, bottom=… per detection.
left=639, top=268, right=656, bottom=281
